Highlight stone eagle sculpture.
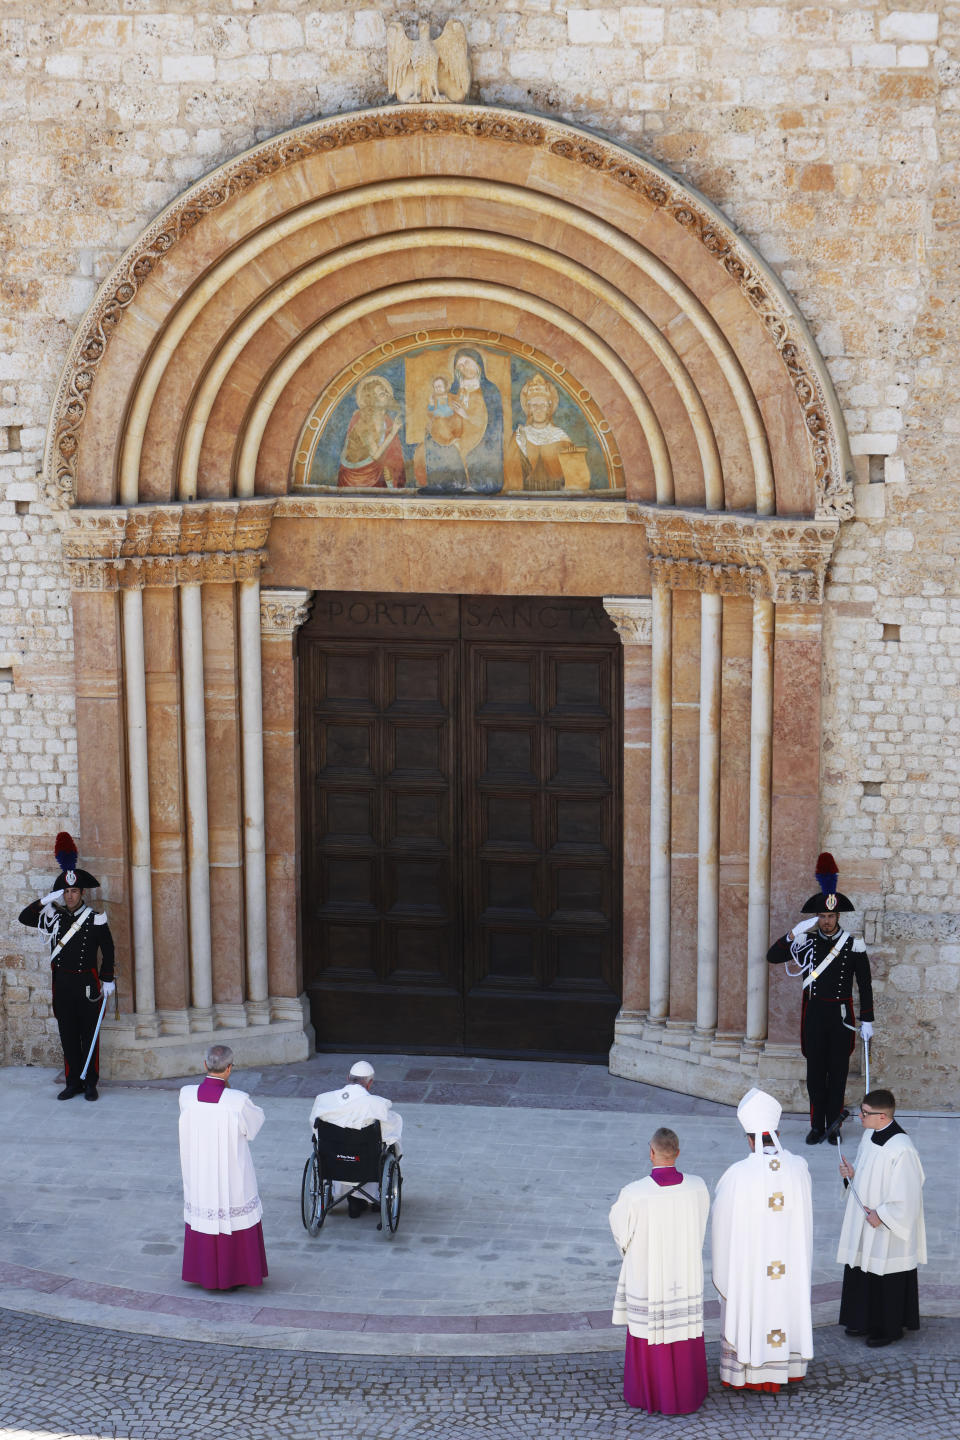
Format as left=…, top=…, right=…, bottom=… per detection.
left=386, top=19, right=471, bottom=104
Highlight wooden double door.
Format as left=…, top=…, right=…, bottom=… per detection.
left=300, top=593, right=622, bottom=1059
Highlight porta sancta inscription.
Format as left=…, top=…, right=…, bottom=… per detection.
left=304, top=593, right=618, bottom=645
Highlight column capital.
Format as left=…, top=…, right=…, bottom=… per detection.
left=260, top=588, right=314, bottom=636
left=602, top=596, right=653, bottom=645
left=637, top=505, right=838, bottom=604
left=62, top=500, right=275, bottom=590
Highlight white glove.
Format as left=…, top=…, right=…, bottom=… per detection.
left=101, top=981, right=116, bottom=997
left=40, top=890, right=62, bottom=907
left=789, top=916, right=817, bottom=941
left=860, top=1021, right=873, bottom=1041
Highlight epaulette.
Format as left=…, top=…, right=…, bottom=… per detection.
left=852, top=936, right=866, bottom=952
left=93, top=911, right=108, bottom=926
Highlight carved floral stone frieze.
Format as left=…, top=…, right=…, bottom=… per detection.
left=62, top=501, right=275, bottom=591
left=274, top=495, right=631, bottom=524
left=637, top=505, right=838, bottom=605
left=47, top=106, right=851, bottom=524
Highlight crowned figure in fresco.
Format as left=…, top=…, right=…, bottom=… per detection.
left=414, top=348, right=504, bottom=494
left=337, top=374, right=407, bottom=489
left=503, top=374, right=592, bottom=493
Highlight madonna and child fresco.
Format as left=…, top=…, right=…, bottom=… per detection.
left=297, top=339, right=622, bottom=497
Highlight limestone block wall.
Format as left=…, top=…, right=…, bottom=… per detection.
left=1, top=0, right=958, bottom=1101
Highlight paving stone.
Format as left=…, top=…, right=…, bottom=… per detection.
left=0, top=1308, right=958, bottom=1440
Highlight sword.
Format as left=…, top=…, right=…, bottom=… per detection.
left=80, top=992, right=108, bottom=1081
left=863, top=1031, right=871, bottom=1092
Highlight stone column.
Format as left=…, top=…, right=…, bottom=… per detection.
left=261, top=588, right=314, bottom=1022
left=745, top=596, right=775, bottom=1046
left=767, top=604, right=824, bottom=1044
left=120, top=584, right=159, bottom=1036
left=696, top=590, right=722, bottom=1036
left=180, top=582, right=214, bottom=1029
left=239, top=570, right=269, bottom=1023
left=649, top=583, right=673, bottom=1022
left=602, top=597, right=653, bottom=1018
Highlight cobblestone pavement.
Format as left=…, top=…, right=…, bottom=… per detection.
left=1, top=1307, right=959, bottom=1440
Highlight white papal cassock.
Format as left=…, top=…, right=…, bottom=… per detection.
left=711, top=1089, right=813, bottom=1391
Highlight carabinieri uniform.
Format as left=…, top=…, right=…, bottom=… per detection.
left=19, top=833, right=115, bottom=1096
left=767, top=923, right=873, bottom=1134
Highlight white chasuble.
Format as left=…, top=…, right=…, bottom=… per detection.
left=836, top=1130, right=926, bottom=1275
left=179, top=1086, right=265, bottom=1235
left=609, top=1174, right=710, bottom=1343
left=712, top=1146, right=813, bottom=1385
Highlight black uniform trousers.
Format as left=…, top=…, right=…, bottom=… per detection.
left=53, top=968, right=103, bottom=1086
left=803, top=996, right=853, bottom=1132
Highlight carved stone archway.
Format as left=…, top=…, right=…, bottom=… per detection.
left=52, top=106, right=849, bottom=1088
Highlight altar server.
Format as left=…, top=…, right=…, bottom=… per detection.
left=179, top=1045, right=268, bottom=1290
left=837, top=1088, right=925, bottom=1346
left=712, top=1089, right=814, bottom=1392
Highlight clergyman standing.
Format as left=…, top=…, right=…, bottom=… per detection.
left=609, top=1126, right=710, bottom=1414
left=179, top=1045, right=268, bottom=1291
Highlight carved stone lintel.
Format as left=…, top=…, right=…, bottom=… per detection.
left=639, top=505, right=837, bottom=606
left=260, top=588, right=315, bottom=636
left=602, top=596, right=653, bottom=645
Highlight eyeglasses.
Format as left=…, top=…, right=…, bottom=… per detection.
left=859, top=1107, right=888, bottom=1117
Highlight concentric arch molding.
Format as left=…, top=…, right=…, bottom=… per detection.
left=44, top=103, right=852, bottom=522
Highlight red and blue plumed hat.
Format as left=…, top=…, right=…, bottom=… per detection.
left=800, top=852, right=854, bottom=913
left=49, top=831, right=99, bottom=892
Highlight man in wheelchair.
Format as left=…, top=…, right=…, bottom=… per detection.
left=308, top=1060, right=403, bottom=1220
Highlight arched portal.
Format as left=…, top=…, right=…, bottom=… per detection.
left=52, top=106, right=848, bottom=1092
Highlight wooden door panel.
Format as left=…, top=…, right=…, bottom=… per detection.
left=301, top=620, right=462, bottom=1048
left=302, top=594, right=621, bottom=1058
left=463, top=620, right=622, bottom=1058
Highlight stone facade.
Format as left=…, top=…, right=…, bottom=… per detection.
left=1, top=2, right=958, bottom=1105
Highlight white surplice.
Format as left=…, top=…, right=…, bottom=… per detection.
left=609, top=1174, right=710, bottom=1342
left=179, top=1085, right=265, bottom=1235
left=712, top=1144, right=813, bottom=1387
left=836, top=1128, right=926, bottom=1275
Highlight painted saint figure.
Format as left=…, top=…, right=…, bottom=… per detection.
left=337, top=375, right=407, bottom=489
left=414, top=348, right=504, bottom=493
left=503, top=374, right=590, bottom=492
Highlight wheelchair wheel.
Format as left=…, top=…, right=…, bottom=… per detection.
left=380, top=1154, right=402, bottom=1236
left=300, top=1154, right=325, bottom=1235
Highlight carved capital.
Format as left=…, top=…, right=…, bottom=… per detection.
left=638, top=505, right=838, bottom=606
left=602, top=596, right=653, bottom=645
left=260, top=588, right=315, bottom=636
left=63, top=501, right=274, bottom=590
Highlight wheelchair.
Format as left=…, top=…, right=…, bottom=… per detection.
left=300, top=1118, right=402, bottom=1238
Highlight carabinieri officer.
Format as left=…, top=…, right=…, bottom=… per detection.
left=19, top=832, right=115, bottom=1101
left=767, top=853, right=873, bottom=1145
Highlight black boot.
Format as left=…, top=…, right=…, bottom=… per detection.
left=805, top=1127, right=825, bottom=1145
left=57, top=1084, right=83, bottom=1100
left=84, top=1083, right=99, bottom=1102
